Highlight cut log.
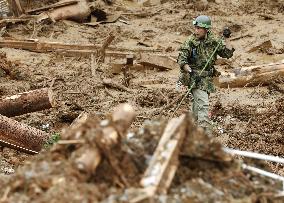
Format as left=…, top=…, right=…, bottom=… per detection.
left=217, top=62, right=284, bottom=88
left=0, top=88, right=54, bottom=117
left=140, top=114, right=187, bottom=195
left=0, top=114, right=50, bottom=153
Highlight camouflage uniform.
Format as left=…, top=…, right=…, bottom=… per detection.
left=177, top=31, right=234, bottom=133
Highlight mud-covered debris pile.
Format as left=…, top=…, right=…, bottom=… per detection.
left=0, top=104, right=282, bottom=203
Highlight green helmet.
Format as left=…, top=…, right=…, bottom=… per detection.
left=193, top=15, right=212, bottom=29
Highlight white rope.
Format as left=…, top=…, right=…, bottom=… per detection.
left=223, top=147, right=284, bottom=164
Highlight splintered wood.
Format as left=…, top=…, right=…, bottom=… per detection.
left=140, top=114, right=187, bottom=195
left=0, top=114, right=50, bottom=153
left=0, top=88, right=54, bottom=117
left=217, top=62, right=284, bottom=88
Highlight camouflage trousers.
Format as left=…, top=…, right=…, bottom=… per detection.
left=191, top=88, right=212, bottom=135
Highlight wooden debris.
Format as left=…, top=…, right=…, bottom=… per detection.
left=75, top=147, right=102, bottom=175
left=0, top=39, right=99, bottom=52
left=62, top=104, right=137, bottom=185
left=7, top=0, right=24, bottom=16
left=216, top=62, right=284, bottom=88
left=26, top=0, right=79, bottom=14
left=84, top=13, right=121, bottom=27
left=102, top=78, right=132, bottom=92
left=0, top=39, right=161, bottom=58
left=137, top=53, right=178, bottom=71
left=37, top=0, right=91, bottom=23
left=0, top=114, right=50, bottom=153
left=0, top=88, right=54, bottom=117
left=0, top=18, right=31, bottom=27
left=140, top=114, right=187, bottom=195
left=99, top=33, right=115, bottom=62
left=248, top=40, right=272, bottom=53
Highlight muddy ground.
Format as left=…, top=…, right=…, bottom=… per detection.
left=0, top=0, right=283, bottom=202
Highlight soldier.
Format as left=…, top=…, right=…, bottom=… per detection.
left=177, top=15, right=235, bottom=134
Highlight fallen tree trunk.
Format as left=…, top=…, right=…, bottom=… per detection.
left=0, top=115, right=50, bottom=153
left=217, top=62, right=284, bottom=88
left=0, top=88, right=54, bottom=117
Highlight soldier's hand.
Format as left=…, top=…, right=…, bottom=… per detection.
left=183, top=64, right=192, bottom=74
left=223, top=27, right=231, bottom=38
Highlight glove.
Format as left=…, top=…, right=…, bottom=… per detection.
left=223, top=27, right=231, bottom=38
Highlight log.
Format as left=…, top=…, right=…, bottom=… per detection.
left=0, top=88, right=54, bottom=117
left=37, top=0, right=91, bottom=23
left=0, top=114, right=50, bottom=153
left=233, top=62, right=284, bottom=76
left=217, top=62, right=284, bottom=88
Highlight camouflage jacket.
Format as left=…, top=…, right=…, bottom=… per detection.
left=177, top=31, right=234, bottom=93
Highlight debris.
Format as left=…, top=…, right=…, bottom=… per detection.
left=7, top=0, right=24, bottom=17
left=26, top=0, right=79, bottom=15
left=137, top=53, right=178, bottom=71
left=258, top=13, right=274, bottom=20
left=0, top=88, right=54, bottom=117
left=0, top=0, right=10, bottom=17
left=140, top=114, right=187, bottom=195
left=248, top=40, right=273, bottom=53
left=0, top=38, right=160, bottom=58
left=217, top=62, right=284, bottom=88
left=0, top=114, right=50, bottom=153
left=84, top=13, right=121, bottom=27
left=99, top=33, right=115, bottom=62
left=36, top=0, right=91, bottom=23
left=102, top=78, right=133, bottom=92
